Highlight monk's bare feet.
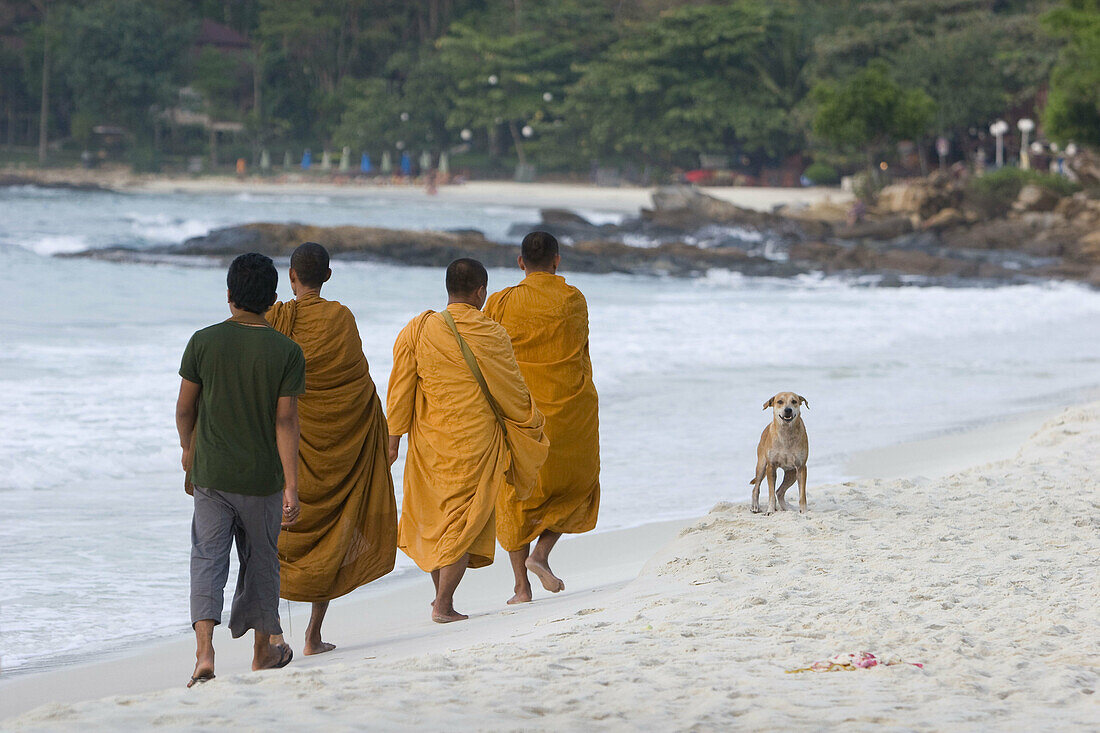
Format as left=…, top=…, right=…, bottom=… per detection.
left=304, top=640, right=336, bottom=656
left=525, top=556, right=565, bottom=593
left=507, top=581, right=533, bottom=604
left=252, top=642, right=293, bottom=671
left=431, top=602, right=468, bottom=624
left=188, top=651, right=215, bottom=688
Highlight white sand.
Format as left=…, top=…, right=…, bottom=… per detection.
left=131, top=177, right=849, bottom=214
left=5, top=405, right=1098, bottom=730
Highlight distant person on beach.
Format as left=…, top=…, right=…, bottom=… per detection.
left=265, top=243, right=398, bottom=655
left=175, top=253, right=305, bottom=687
left=485, top=232, right=601, bottom=603
left=386, top=258, right=549, bottom=622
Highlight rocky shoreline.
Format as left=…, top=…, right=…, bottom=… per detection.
left=53, top=175, right=1100, bottom=287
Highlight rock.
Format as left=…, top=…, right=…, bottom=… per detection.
left=836, top=216, right=913, bottom=240
left=508, top=208, right=610, bottom=243
left=875, top=176, right=960, bottom=219
left=645, top=186, right=794, bottom=233
left=921, top=208, right=967, bottom=231
left=539, top=208, right=595, bottom=228
left=1013, top=184, right=1061, bottom=213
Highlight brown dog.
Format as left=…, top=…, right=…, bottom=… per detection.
left=750, top=392, right=809, bottom=515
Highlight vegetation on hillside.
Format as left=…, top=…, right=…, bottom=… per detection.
left=0, top=0, right=1091, bottom=178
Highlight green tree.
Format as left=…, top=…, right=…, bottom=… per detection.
left=435, top=1, right=615, bottom=168
left=812, top=60, right=935, bottom=170
left=1043, top=0, right=1100, bottom=145
left=58, top=0, right=191, bottom=129
left=567, top=1, right=808, bottom=167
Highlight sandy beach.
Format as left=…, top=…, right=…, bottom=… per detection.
left=4, top=166, right=849, bottom=215
left=3, top=401, right=1096, bottom=730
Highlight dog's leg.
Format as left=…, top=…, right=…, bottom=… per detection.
left=776, top=470, right=796, bottom=512
left=766, top=464, right=778, bottom=515
left=798, top=465, right=808, bottom=514
left=750, top=460, right=765, bottom=513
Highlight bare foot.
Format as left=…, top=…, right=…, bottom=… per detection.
left=187, top=655, right=215, bottom=688
left=525, top=556, right=564, bottom=593
left=507, top=588, right=532, bottom=605
left=304, top=641, right=336, bottom=656
left=252, top=643, right=293, bottom=671
left=431, top=605, right=469, bottom=623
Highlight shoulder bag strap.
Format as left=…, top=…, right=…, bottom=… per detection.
left=439, top=309, right=509, bottom=436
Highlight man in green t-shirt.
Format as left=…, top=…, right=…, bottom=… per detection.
left=175, top=252, right=306, bottom=688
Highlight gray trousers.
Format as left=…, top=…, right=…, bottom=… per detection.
left=190, top=486, right=283, bottom=638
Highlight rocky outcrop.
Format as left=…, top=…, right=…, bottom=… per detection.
left=65, top=178, right=1100, bottom=287
left=0, top=173, right=112, bottom=193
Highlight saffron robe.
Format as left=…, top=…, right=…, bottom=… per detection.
left=485, top=272, right=600, bottom=551
left=387, top=303, right=549, bottom=571
left=267, top=293, right=398, bottom=602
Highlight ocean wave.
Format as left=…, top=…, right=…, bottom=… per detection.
left=17, top=234, right=90, bottom=255
left=231, top=192, right=333, bottom=205
left=125, top=213, right=215, bottom=243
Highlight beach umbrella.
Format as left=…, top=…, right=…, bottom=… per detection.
left=439, top=152, right=449, bottom=175
left=381, top=151, right=392, bottom=175
left=400, top=151, right=412, bottom=176
left=321, top=150, right=332, bottom=171
left=361, top=153, right=371, bottom=174
left=419, top=150, right=432, bottom=173
left=301, top=149, right=312, bottom=170
left=260, top=149, right=271, bottom=171
left=339, top=146, right=350, bottom=172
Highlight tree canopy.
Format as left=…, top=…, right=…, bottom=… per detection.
left=0, top=0, right=1083, bottom=175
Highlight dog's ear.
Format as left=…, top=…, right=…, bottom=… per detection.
left=796, top=394, right=809, bottom=408
left=763, top=395, right=775, bottom=410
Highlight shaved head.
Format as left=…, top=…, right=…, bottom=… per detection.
left=521, top=231, right=559, bottom=268
left=446, top=258, right=488, bottom=297
left=290, top=241, right=330, bottom=288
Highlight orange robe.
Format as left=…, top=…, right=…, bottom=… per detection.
left=387, top=303, right=549, bottom=571
left=267, top=293, right=398, bottom=602
left=485, top=272, right=600, bottom=551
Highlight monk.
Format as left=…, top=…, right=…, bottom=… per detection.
left=266, top=242, right=398, bottom=654
left=387, top=258, right=549, bottom=623
left=485, top=231, right=600, bottom=604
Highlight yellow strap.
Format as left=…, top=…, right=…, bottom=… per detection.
left=439, top=310, right=509, bottom=437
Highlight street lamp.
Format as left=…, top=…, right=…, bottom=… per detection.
left=460, top=128, right=473, bottom=142
left=400, top=112, right=410, bottom=122
left=1017, top=118, right=1034, bottom=169
left=542, top=92, right=553, bottom=102
left=487, top=74, right=499, bottom=86
left=521, top=125, right=534, bottom=138
left=990, top=120, right=1009, bottom=168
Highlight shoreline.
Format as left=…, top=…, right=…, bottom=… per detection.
left=0, top=396, right=1085, bottom=723
left=3, top=166, right=850, bottom=215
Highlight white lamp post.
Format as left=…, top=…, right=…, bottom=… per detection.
left=990, top=120, right=1009, bottom=168
left=1017, top=118, right=1034, bottom=170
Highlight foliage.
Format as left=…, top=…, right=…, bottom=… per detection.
left=811, top=1, right=1057, bottom=141
left=803, top=161, right=840, bottom=185
left=0, top=0, right=1078, bottom=173
left=965, top=166, right=1080, bottom=215
left=1043, top=0, right=1100, bottom=145
left=568, top=1, right=809, bottom=166
left=56, top=0, right=192, bottom=128
left=811, top=61, right=935, bottom=160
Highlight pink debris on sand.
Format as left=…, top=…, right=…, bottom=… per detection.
left=787, top=652, right=924, bottom=674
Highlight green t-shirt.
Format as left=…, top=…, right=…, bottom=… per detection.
left=180, top=321, right=306, bottom=496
